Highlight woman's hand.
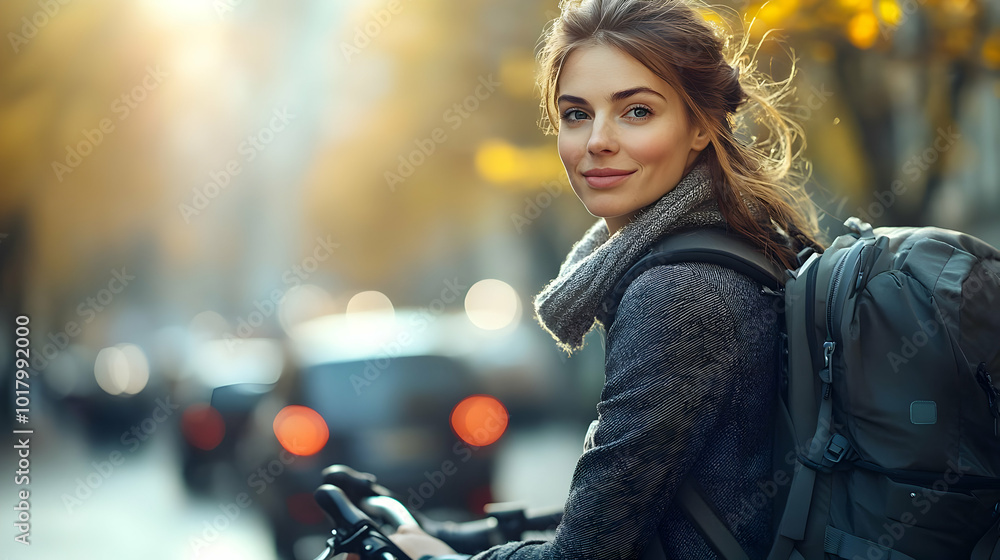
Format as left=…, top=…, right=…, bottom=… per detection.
left=389, top=524, right=458, bottom=558
left=343, top=524, right=458, bottom=560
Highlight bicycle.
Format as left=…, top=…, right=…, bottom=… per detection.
left=312, top=464, right=563, bottom=560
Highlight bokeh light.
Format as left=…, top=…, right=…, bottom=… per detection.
left=93, top=343, right=149, bottom=396
left=474, top=138, right=565, bottom=187
left=120, top=343, right=150, bottom=394
left=847, top=11, right=880, bottom=49
left=94, top=346, right=128, bottom=396
left=450, top=395, right=509, bottom=447
left=273, top=405, right=330, bottom=456
left=346, top=290, right=394, bottom=318
left=181, top=403, right=226, bottom=451
left=877, top=0, right=902, bottom=27
left=464, top=279, right=520, bottom=330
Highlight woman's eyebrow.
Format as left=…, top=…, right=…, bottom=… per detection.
left=610, top=86, right=665, bottom=102
left=557, top=86, right=666, bottom=105
left=557, top=94, right=589, bottom=105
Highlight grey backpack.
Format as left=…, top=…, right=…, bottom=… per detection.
left=615, top=217, right=1000, bottom=560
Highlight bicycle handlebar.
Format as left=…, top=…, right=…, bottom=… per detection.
left=313, top=484, right=414, bottom=560
left=313, top=465, right=564, bottom=559
left=322, top=464, right=397, bottom=504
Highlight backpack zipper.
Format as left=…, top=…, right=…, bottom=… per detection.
left=818, top=248, right=851, bottom=398
left=826, top=248, right=852, bottom=336
left=976, top=362, right=999, bottom=436
left=805, top=259, right=821, bottom=374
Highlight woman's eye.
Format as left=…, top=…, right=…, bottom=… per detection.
left=562, top=109, right=589, bottom=122
left=627, top=107, right=651, bottom=119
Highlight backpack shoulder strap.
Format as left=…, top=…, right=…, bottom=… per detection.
left=677, top=479, right=751, bottom=560
left=612, top=228, right=791, bottom=560
left=606, top=228, right=787, bottom=323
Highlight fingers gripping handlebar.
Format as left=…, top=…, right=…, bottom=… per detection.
left=313, top=465, right=564, bottom=560
left=313, top=484, right=414, bottom=560
left=321, top=464, right=397, bottom=505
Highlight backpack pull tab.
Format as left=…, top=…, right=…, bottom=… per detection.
left=976, top=362, right=999, bottom=436
left=819, top=341, right=836, bottom=399
left=843, top=217, right=875, bottom=239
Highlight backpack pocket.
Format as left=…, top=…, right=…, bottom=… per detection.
left=842, top=268, right=960, bottom=472
left=827, top=468, right=1000, bottom=560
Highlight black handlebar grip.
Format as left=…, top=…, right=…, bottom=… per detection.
left=314, top=484, right=372, bottom=529
left=321, top=465, right=395, bottom=503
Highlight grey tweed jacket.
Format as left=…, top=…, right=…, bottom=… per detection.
left=459, top=262, right=780, bottom=560
left=448, top=163, right=785, bottom=560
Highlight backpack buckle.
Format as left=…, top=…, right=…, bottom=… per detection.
left=823, top=433, right=851, bottom=465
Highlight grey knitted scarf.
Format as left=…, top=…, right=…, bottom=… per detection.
left=533, top=162, right=747, bottom=355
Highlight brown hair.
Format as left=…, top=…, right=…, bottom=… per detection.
left=536, top=0, right=826, bottom=270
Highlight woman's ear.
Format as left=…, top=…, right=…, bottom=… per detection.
left=690, top=125, right=711, bottom=151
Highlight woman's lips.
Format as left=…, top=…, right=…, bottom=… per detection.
left=584, top=170, right=635, bottom=188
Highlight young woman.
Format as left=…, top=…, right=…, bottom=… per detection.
left=383, top=0, right=826, bottom=558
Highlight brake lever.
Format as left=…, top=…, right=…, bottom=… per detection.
left=322, top=464, right=441, bottom=529
left=313, top=484, right=414, bottom=560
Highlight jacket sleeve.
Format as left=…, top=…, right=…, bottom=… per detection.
left=461, top=264, right=742, bottom=560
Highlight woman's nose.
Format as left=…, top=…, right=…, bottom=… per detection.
left=587, top=117, right=618, bottom=154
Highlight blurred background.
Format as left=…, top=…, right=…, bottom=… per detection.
left=1, top=0, right=998, bottom=558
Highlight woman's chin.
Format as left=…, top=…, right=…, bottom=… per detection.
left=580, top=202, right=632, bottom=222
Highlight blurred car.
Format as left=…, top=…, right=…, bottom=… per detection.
left=206, top=310, right=510, bottom=560
left=176, top=337, right=286, bottom=496
left=178, top=306, right=585, bottom=559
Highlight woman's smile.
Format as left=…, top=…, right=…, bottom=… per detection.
left=582, top=167, right=637, bottom=188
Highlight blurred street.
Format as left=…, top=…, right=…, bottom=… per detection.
left=2, top=391, right=586, bottom=560
left=2, top=397, right=277, bottom=560
left=2, top=0, right=999, bottom=557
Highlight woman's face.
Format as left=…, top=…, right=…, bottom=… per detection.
left=556, top=44, right=709, bottom=235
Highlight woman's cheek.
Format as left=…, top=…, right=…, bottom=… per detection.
left=628, top=127, right=677, bottom=164
left=557, top=131, right=583, bottom=168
